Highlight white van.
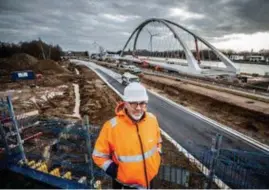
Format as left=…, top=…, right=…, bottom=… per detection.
left=128, top=65, right=141, bottom=74
left=121, top=72, right=140, bottom=85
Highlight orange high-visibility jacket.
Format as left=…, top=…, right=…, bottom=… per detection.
left=92, top=103, right=162, bottom=188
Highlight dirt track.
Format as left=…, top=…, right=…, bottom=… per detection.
left=76, top=65, right=121, bottom=125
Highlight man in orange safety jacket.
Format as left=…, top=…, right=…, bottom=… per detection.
left=92, top=82, right=162, bottom=189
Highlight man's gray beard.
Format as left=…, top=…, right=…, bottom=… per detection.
left=130, top=112, right=144, bottom=121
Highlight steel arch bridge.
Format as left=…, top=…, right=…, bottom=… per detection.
left=120, top=18, right=238, bottom=77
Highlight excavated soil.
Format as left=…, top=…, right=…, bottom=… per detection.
left=0, top=54, right=72, bottom=91
left=76, top=65, right=121, bottom=125
left=0, top=59, right=121, bottom=124
left=1, top=63, right=73, bottom=121
left=0, top=53, right=68, bottom=74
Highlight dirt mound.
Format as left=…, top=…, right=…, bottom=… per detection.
left=0, top=53, right=38, bottom=74
left=0, top=53, right=68, bottom=75
left=10, top=53, right=38, bottom=66
left=33, top=60, right=67, bottom=74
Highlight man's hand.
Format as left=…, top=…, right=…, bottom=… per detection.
left=105, top=162, right=118, bottom=178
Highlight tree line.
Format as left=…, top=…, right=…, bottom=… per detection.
left=0, top=38, right=63, bottom=61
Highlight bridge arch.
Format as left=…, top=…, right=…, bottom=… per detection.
left=121, top=18, right=201, bottom=72
left=121, top=18, right=238, bottom=75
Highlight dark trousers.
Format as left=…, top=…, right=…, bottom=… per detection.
left=112, top=178, right=156, bottom=189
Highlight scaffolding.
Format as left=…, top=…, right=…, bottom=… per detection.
left=0, top=96, right=107, bottom=189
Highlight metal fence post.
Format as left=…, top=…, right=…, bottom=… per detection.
left=6, top=96, right=26, bottom=161
left=0, top=123, right=10, bottom=154
left=1, top=97, right=9, bottom=154
left=206, top=133, right=222, bottom=189
left=84, top=115, right=94, bottom=188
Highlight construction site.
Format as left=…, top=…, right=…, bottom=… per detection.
left=0, top=50, right=268, bottom=189
left=2, top=0, right=269, bottom=186
left=0, top=53, right=211, bottom=189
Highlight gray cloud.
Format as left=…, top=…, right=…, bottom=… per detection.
left=0, top=0, right=268, bottom=51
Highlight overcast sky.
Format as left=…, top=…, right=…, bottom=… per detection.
left=0, top=0, right=269, bottom=52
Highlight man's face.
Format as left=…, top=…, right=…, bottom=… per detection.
left=125, top=101, right=147, bottom=119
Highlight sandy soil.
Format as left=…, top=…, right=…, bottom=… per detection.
left=143, top=75, right=269, bottom=114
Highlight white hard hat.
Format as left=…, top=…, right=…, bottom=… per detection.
left=123, top=82, right=148, bottom=102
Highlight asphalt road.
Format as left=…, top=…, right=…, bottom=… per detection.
left=95, top=68, right=269, bottom=188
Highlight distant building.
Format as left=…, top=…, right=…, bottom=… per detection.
left=229, top=55, right=244, bottom=61
left=64, top=51, right=88, bottom=57
left=246, top=55, right=265, bottom=62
